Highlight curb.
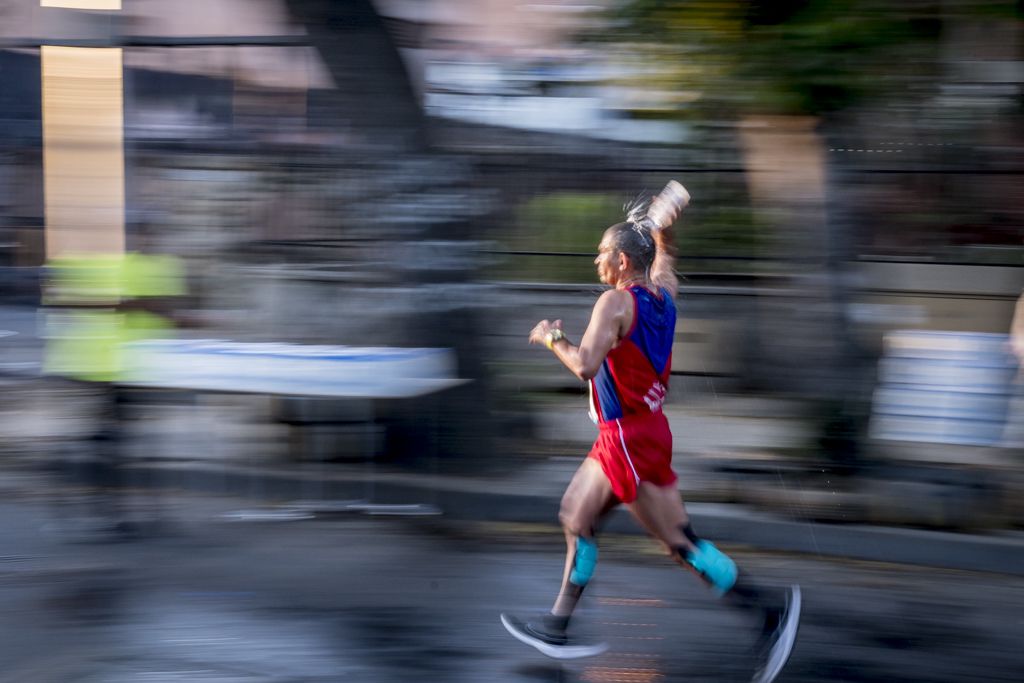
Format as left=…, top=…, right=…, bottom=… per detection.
left=80, top=459, right=1024, bottom=577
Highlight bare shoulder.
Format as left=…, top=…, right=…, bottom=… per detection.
left=592, top=288, right=634, bottom=333
left=595, top=288, right=632, bottom=311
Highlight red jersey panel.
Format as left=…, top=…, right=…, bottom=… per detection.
left=588, top=286, right=675, bottom=423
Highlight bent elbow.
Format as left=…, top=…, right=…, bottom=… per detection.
left=577, top=365, right=598, bottom=382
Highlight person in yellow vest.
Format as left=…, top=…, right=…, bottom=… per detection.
left=43, top=249, right=185, bottom=537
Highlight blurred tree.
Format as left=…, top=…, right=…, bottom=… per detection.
left=597, top=1, right=1024, bottom=121
left=596, top=0, right=944, bottom=119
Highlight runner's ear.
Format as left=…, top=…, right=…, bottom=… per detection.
left=618, top=252, right=632, bottom=273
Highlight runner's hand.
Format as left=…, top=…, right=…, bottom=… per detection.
left=529, top=319, right=562, bottom=345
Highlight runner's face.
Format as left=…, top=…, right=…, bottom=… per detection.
left=595, top=230, right=621, bottom=285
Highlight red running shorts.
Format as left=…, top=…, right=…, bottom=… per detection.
left=588, top=410, right=676, bottom=504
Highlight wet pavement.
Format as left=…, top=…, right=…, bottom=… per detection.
left=0, top=496, right=1021, bottom=682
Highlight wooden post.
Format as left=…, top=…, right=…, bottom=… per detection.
left=40, top=0, right=123, bottom=259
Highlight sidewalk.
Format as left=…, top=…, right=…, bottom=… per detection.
left=14, top=451, right=1021, bottom=577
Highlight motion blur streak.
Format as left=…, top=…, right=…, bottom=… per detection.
left=0, top=1, right=1021, bottom=681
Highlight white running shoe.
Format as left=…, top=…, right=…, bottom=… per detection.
left=752, top=585, right=801, bottom=683
left=500, top=613, right=609, bottom=660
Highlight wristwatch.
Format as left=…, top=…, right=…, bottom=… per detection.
left=545, top=328, right=566, bottom=350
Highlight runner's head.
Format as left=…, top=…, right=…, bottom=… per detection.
left=595, top=222, right=655, bottom=286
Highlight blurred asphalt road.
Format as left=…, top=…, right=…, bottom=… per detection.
left=0, top=496, right=1020, bottom=682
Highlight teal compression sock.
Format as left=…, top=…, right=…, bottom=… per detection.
left=685, top=540, right=737, bottom=596
left=569, top=536, right=598, bottom=586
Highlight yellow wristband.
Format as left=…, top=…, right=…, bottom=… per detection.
left=545, top=328, right=566, bottom=350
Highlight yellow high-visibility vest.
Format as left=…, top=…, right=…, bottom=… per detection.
left=44, top=252, right=183, bottom=383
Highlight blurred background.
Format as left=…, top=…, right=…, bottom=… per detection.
left=0, top=1, right=1022, bottom=681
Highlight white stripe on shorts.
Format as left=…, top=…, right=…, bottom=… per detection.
left=615, top=419, right=641, bottom=486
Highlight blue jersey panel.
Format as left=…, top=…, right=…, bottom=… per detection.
left=593, top=361, right=623, bottom=421
left=628, top=287, right=675, bottom=375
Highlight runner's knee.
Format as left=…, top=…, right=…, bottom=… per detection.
left=558, top=504, right=593, bottom=537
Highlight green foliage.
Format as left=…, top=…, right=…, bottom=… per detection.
left=593, top=0, right=948, bottom=117
left=514, top=193, right=622, bottom=254
left=492, top=191, right=767, bottom=283
left=677, top=205, right=765, bottom=268
left=737, top=1, right=941, bottom=114
left=492, top=193, right=618, bottom=283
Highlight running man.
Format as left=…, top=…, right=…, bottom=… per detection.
left=501, top=183, right=801, bottom=683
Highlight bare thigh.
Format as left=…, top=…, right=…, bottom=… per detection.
left=559, top=458, right=618, bottom=536
left=626, top=481, right=691, bottom=552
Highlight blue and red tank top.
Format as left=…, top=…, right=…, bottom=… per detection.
left=589, top=286, right=675, bottom=424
